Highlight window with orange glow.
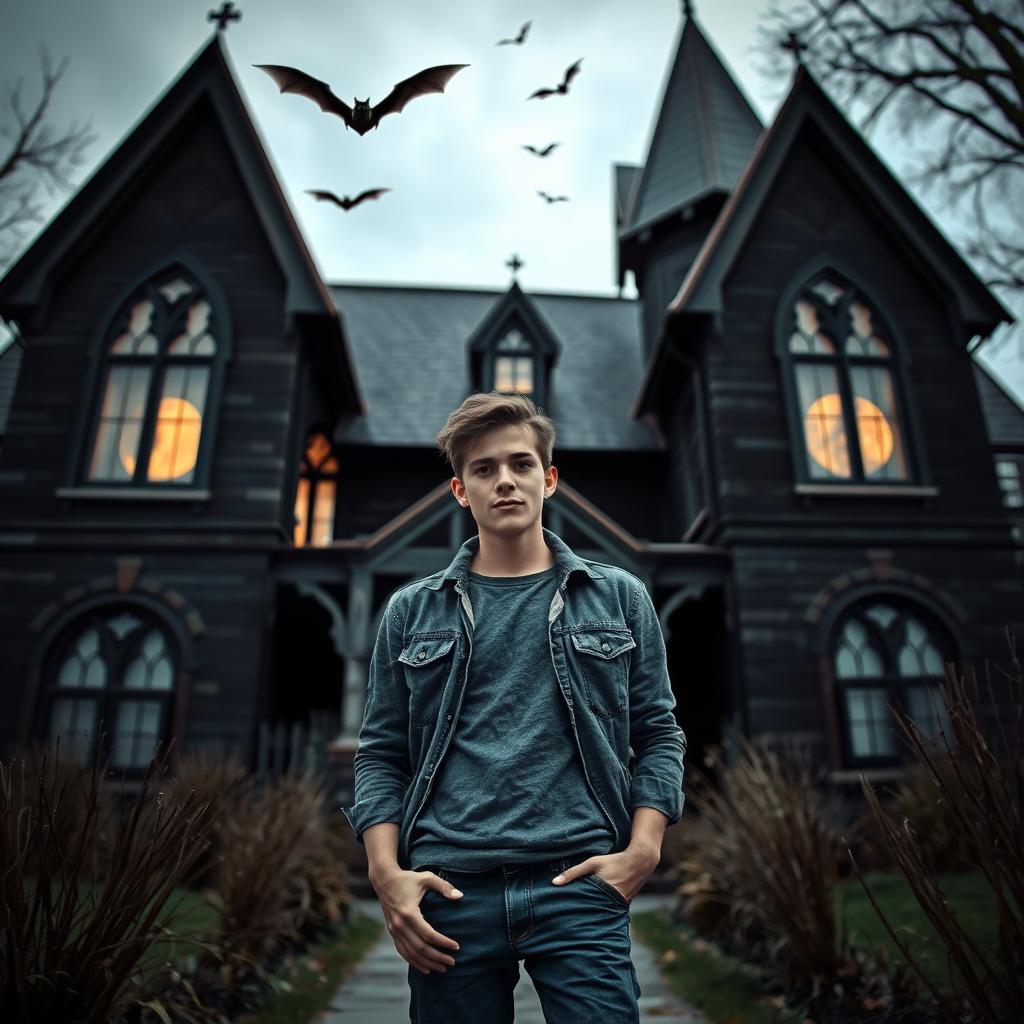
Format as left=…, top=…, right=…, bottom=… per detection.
left=786, top=276, right=910, bottom=483
left=87, top=273, right=219, bottom=485
left=293, top=431, right=338, bottom=547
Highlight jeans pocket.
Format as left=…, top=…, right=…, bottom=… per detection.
left=583, top=871, right=631, bottom=908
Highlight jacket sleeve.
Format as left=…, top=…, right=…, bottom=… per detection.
left=626, top=578, right=687, bottom=824
left=340, top=592, right=412, bottom=843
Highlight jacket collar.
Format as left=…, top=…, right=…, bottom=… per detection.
left=424, top=527, right=604, bottom=591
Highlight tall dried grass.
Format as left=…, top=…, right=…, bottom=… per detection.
left=0, top=730, right=222, bottom=1024
left=678, top=737, right=853, bottom=993
left=849, top=634, right=1024, bottom=1023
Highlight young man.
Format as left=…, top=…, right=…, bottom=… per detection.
left=341, top=392, right=686, bottom=1024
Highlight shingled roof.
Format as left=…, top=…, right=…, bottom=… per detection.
left=621, top=11, right=763, bottom=235
left=330, top=284, right=659, bottom=451
left=0, top=339, right=23, bottom=438
left=972, top=359, right=1024, bottom=447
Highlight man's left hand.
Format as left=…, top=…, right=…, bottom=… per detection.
left=551, top=846, right=661, bottom=903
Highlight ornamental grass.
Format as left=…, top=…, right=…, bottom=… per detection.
left=0, top=729, right=223, bottom=1024
left=849, top=632, right=1024, bottom=1023
left=677, top=737, right=853, bottom=993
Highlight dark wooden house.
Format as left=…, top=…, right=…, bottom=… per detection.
left=0, top=11, right=1021, bottom=820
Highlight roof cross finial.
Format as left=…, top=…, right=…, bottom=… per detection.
left=208, top=2, right=242, bottom=32
left=682, top=0, right=695, bottom=19
left=781, top=30, right=808, bottom=67
left=505, top=253, right=525, bottom=278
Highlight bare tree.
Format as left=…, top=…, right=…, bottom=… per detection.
left=761, top=1, right=1024, bottom=306
left=0, top=47, right=96, bottom=270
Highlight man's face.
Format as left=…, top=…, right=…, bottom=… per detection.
left=452, top=422, right=557, bottom=536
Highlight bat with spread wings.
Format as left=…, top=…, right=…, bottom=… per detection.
left=522, top=142, right=560, bottom=157
left=255, top=63, right=469, bottom=135
left=306, top=188, right=391, bottom=211
left=497, top=21, right=531, bottom=46
left=537, top=191, right=569, bottom=204
left=528, top=59, right=582, bottom=100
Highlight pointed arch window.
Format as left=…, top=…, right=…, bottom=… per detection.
left=779, top=271, right=916, bottom=484
left=293, top=430, right=338, bottom=546
left=831, top=598, right=954, bottom=767
left=82, top=264, right=229, bottom=488
left=39, top=606, right=177, bottom=773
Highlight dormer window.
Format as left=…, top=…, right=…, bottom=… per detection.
left=777, top=270, right=920, bottom=485
left=494, top=328, right=534, bottom=394
left=466, top=283, right=561, bottom=406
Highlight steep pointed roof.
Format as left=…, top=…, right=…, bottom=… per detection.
left=972, top=360, right=1024, bottom=447
left=632, top=66, right=1012, bottom=416
left=0, top=33, right=337, bottom=327
left=465, top=280, right=562, bottom=360
left=623, top=11, right=763, bottom=235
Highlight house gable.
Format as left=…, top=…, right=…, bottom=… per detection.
left=634, top=67, right=1011, bottom=419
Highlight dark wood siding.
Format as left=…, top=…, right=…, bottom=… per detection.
left=0, top=550, right=271, bottom=761
left=0, top=100, right=294, bottom=536
left=707, top=127, right=1009, bottom=533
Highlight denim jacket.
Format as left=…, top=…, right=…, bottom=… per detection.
left=340, top=528, right=687, bottom=869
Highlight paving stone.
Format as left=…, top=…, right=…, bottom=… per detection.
left=319, top=893, right=708, bottom=1023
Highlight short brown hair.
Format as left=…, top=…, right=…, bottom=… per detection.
left=436, top=392, right=556, bottom=478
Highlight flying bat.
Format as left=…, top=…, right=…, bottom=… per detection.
left=527, top=59, right=582, bottom=100
left=255, top=63, right=469, bottom=135
left=497, top=21, right=531, bottom=46
left=522, top=142, right=560, bottom=157
left=306, top=188, right=391, bottom=211
left=537, top=191, right=569, bottom=203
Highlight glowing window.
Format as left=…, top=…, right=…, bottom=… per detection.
left=786, top=275, right=910, bottom=483
left=87, top=269, right=221, bottom=485
left=294, top=430, right=339, bottom=547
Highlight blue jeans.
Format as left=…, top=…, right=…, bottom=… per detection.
left=408, top=856, right=641, bottom=1024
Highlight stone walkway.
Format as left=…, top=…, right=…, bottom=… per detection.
left=319, top=892, right=707, bottom=1023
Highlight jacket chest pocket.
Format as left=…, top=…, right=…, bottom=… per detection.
left=569, top=627, right=635, bottom=719
left=399, top=633, right=457, bottom=727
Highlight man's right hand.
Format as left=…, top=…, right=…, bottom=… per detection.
left=371, top=868, right=463, bottom=975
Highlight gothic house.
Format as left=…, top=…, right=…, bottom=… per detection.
left=0, top=10, right=1021, bottom=818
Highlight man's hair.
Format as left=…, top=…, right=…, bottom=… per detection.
left=436, top=392, right=556, bottom=478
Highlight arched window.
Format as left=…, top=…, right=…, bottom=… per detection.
left=779, top=271, right=914, bottom=484
left=831, top=597, right=954, bottom=767
left=293, top=430, right=338, bottom=546
left=39, top=606, right=177, bottom=772
left=84, top=265, right=228, bottom=487
left=493, top=327, right=535, bottom=395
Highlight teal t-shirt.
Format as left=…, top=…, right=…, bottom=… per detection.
left=408, top=563, right=615, bottom=870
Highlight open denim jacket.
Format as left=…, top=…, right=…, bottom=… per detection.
left=340, top=528, right=687, bottom=869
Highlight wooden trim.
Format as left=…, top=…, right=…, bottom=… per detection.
left=828, top=766, right=909, bottom=784
left=795, top=483, right=939, bottom=498
left=56, top=486, right=212, bottom=501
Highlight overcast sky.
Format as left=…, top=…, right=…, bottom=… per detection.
left=1, top=0, right=1020, bottom=399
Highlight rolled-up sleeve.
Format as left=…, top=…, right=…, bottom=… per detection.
left=340, top=593, right=412, bottom=842
left=626, top=579, right=687, bottom=824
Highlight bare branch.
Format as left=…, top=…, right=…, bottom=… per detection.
left=0, top=46, right=95, bottom=268
left=761, top=0, right=1024, bottom=298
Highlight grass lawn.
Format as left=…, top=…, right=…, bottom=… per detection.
left=836, top=868, right=1001, bottom=995
left=631, top=908, right=797, bottom=1024
left=232, top=910, right=384, bottom=1024
left=635, top=867, right=1001, bottom=1023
